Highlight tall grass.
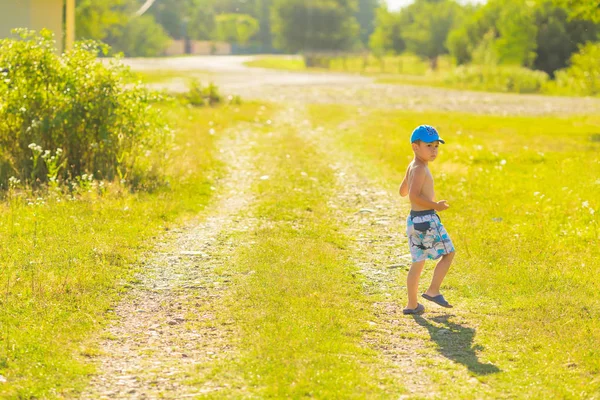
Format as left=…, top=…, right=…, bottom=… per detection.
left=309, top=104, right=600, bottom=397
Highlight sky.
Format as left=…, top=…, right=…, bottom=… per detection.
left=385, top=0, right=486, bottom=11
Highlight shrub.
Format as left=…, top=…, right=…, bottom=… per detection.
left=445, top=65, right=549, bottom=93
left=179, top=79, right=242, bottom=107
left=547, top=42, right=600, bottom=96
left=0, top=29, right=172, bottom=189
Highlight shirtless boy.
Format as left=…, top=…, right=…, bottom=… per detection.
left=399, top=125, right=455, bottom=315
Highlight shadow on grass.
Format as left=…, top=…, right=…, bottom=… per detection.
left=412, top=314, right=500, bottom=375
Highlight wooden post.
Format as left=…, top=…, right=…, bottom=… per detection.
left=65, top=0, right=75, bottom=51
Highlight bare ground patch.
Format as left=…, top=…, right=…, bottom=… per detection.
left=81, top=126, right=260, bottom=399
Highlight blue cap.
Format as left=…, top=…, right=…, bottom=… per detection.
left=410, top=125, right=445, bottom=144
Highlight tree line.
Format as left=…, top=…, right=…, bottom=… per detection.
left=75, top=0, right=599, bottom=78
left=75, top=0, right=378, bottom=56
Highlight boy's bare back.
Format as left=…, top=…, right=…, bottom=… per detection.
left=406, top=161, right=435, bottom=211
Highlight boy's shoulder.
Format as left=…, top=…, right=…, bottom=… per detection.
left=408, top=161, right=428, bottom=173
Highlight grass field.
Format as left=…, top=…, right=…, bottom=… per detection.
left=184, top=111, right=411, bottom=398
left=2, top=64, right=599, bottom=397
left=308, top=105, right=600, bottom=397
left=0, top=102, right=268, bottom=398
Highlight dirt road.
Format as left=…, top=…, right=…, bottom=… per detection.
left=120, top=55, right=600, bottom=116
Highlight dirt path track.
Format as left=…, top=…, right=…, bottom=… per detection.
left=121, top=55, right=600, bottom=116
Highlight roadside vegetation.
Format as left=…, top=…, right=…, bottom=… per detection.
left=0, top=32, right=262, bottom=398
left=246, top=49, right=599, bottom=96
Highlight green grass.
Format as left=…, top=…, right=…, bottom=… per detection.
left=308, top=104, right=600, bottom=397
left=189, top=111, right=405, bottom=398
left=129, top=69, right=213, bottom=84
left=245, top=54, right=450, bottom=76
left=0, top=102, right=269, bottom=398
left=244, top=56, right=308, bottom=72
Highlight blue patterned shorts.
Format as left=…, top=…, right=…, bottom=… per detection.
left=406, top=210, right=455, bottom=263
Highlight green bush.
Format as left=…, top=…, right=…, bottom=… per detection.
left=547, top=42, right=600, bottom=96
left=445, top=65, right=549, bottom=93
left=179, top=79, right=241, bottom=107
left=0, top=29, right=172, bottom=189
left=185, top=80, right=222, bottom=106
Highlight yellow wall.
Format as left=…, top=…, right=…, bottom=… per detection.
left=0, top=0, right=64, bottom=52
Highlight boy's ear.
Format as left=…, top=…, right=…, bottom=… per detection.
left=411, top=142, right=419, bottom=152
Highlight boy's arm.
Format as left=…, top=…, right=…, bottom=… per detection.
left=399, top=168, right=409, bottom=197
left=408, top=166, right=447, bottom=211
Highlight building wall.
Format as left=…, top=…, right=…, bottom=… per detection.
left=164, top=40, right=232, bottom=56
left=0, top=0, right=64, bottom=52
left=0, top=0, right=31, bottom=38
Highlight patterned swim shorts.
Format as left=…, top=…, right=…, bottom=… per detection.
left=406, top=210, right=455, bottom=263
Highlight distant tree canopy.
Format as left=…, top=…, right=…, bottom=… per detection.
left=369, top=6, right=405, bottom=56
left=356, top=0, right=378, bottom=47
left=400, top=0, right=464, bottom=69
left=215, top=14, right=260, bottom=45
left=445, top=0, right=599, bottom=74
left=72, top=0, right=600, bottom=77
left=76, top=0, right=170, bottom=56
left=75, top=0, right=129, bottom=41
left=271, top=0, right=360, bottom=53
left=557, top=0, right=600, bottom=22
left=534, top=1, right=599, bottom=76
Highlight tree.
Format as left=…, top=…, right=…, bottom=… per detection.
left=109, top=15, right=170, bottom=57
left=534, top=1, right=599, bottom=76
left=556, top=0, right=600, bottom=22
left=447, top=0, right=599, bottom=73
left=77, top=0, right=169, bottom=56
left=257, top=0, right=274, bottom=51
left=493, top=0, right=537, bottom=66
left=76, top=0, right=130, bottom=41
left=446, top=1, right=505, bottom=65
left=271, top=0, right=360, bottom=53
left=215, top=14, right=260, bottom=45
left=150, top=0, right=216, bottom=41
left=369, top=6, right=405, bottom=56
left=400, top=0, right=464, bottom=69
left=356, top=0, right=378, bottom=47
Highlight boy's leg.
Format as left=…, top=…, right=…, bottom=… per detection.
left=406, top=260, right=426, bottom=309
left=425, top=251, right=455, bottom=297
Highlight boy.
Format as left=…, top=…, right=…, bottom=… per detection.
left=399, top=125, right=455, bottom=315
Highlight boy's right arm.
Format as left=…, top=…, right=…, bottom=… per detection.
left=399, top=168, right=409, bottom=197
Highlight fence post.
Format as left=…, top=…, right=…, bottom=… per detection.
left=65, top=0, right=75, bottom=51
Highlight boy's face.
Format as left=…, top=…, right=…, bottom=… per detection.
left=412, top=140, right=440, bottom=162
